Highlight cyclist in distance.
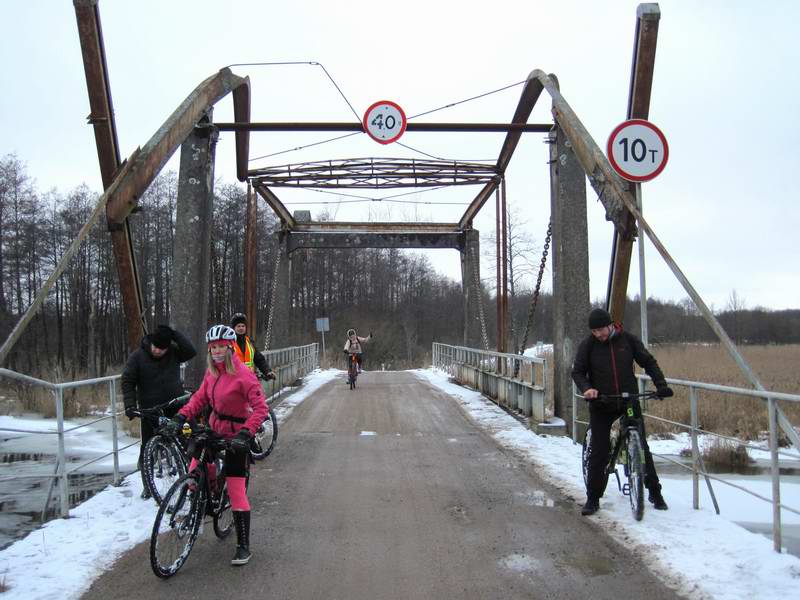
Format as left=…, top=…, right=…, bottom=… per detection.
left=571, top=308, right=673, bottom=516
left=343, top=328, right=372, bottom=373
left=121, top=324, right=196, bottom=499
left=168, top=324, right=267, bottom=566
left=230, top=312, right=274, bottom=381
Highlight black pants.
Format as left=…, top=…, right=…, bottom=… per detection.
left=586, top=400, right=660, bottom=500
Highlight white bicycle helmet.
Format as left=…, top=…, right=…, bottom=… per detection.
left=206, top=324, right=236, bottom=344
left=347, top=328, right=356, bottom=337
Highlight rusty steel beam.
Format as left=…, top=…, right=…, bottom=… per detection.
left=232, top=78, right=251, bottom=182
left=105, top=68, right=248, bottom=224
left=217, top=122, right=552, bottom=133
left=291, top=222, right=461, bottom=234
left=501, top=177, right=509, bottom=353
left=74, top=0, right=146, bottom=348
left=253, top=184, right=296, bottom=229
left=608, top=3, right=660, bottom=321
left=287, top=231, right=464, bottom=253
left=458, top=178, right=501, bottom=229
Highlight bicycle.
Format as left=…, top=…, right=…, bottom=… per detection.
left=580, top=390, right=660, bottom=521
left=131, top=394, right=191, bottom=505
left=346, top=352, right=359, bottom=390
left=249, top=372, right=278, bottom=461
left=149, top=426, right=238, bottom=578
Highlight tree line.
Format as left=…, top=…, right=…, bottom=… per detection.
left=1, top=152, right=798, bottom=380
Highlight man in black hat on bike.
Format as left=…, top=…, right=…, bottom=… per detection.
left=122, top=324, right=197, bottom=498
left=571, top=308, right=673, bottom=516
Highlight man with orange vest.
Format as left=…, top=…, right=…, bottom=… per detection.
left=230, top=313, right=274, bottom=381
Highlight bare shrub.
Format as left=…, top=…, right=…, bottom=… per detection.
left=702, top=439, right=753, bottom=470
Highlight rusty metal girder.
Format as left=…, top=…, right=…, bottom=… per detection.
left=217, top=122, right=552, bottom=133
left=250, top=158, right=498, bottom=189
left=287, top=231, right=465, bottom=253
left=292, top=222, right=461, bottom=234
left=253, top=184, right=296, bottom=229
left=232, top=79, right=251, bottom=182
left=105, top=68, right=248, bottom=225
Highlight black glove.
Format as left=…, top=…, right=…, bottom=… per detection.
left=656, top=386, right=674, bottom=398
left=124, top=405, right=137, bottom=420
left=231, top=428, right=252, bottom=452
left=343, top=349, right=349, bottom=355
left=260, top=369, right=276, bottom=381
left=164, top=414, right=186, bottom=435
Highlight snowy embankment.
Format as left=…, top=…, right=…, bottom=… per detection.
left=413, top=368, right=800, bottom=600
left=0, top=369, right=339, bottom=600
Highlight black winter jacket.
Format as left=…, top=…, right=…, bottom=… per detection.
left=121, top=329, right=197, bottom=410
left=571, top=325, right=666, bottom=406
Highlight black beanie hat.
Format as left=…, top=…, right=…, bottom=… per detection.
left=231, top=313, right=247, bottom=328
left=150, top=325, right=173, bottom=349
left=588, top=308, right=612, bottom=329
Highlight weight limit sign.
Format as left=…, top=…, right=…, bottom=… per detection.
left=363, top=100, right=407, bottom=145
left=607, top=119, right=669, bottom=182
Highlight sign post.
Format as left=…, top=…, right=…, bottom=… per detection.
left=363, top=100, right=407, bottom=145
left=607, top=119, right=669, bottom=347
left=315, top=317, right=330, bottom=367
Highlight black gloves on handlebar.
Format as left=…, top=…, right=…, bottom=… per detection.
left=164, top=413, right=187, bottom=435
left=231, top=428, right=252, bottom=452
left=656, top=386, right=674, bottom=398
left=124, top=405, right=137, bottom=420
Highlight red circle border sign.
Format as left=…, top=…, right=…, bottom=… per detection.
left=606, top=118, right=669, bottom=182
left=363, top=100, right=407, bottom=145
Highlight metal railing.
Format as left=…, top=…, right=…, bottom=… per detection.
left=0, top=342, right=320, bottom=521
left=432, top=342, right=548, bottom=422
left=572, top=376, right=800, bottom=552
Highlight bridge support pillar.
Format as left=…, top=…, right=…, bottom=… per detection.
left=549, top=125, right=589, bottom=435
left=268, top=231, right=291, bottom=348
left=171, top=111, right=217, bottom=389
left=460, top=229, right=482, bottom=348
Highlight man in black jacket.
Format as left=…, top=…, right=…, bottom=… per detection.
left=571, top=308, right=673, bottom=516
left=121, top=324, right=197, bottom=498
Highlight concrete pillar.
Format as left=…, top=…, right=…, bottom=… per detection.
left=171, top=111, right=217, bottom=390
left=267, top=231, right=290, bottom=349
left=549, top=125, right=589, bottom=435
left=460, top=229, right=482, bottom=348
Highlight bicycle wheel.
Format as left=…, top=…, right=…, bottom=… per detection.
left=213, top=475, right=234, bottom=539
left=626, top=430, right=646, bottom=521
left=581, top=427, right=592, bottom=488
left=150, top=474, right=205, bottom=578
left=143, top=435, right=187, bottom=505
left=250, top=405, right=278, bottom=461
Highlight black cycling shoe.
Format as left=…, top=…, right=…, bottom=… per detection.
left=648, top=491, right=668, bottom=510
left=231, top=546, right=251, bottom=566
left=581, top=497, right=599, bottom=516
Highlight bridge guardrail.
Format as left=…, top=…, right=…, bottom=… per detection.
left=0, top=342, right=319, bottom=521
left=432, top=342, right=548, bottom=424
left=572, top=376, right=800, bottom=553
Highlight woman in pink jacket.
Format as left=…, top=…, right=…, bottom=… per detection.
left=172, top=324, right=267, bottom=566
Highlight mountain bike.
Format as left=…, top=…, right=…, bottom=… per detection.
left=132, top=394, right=191, bottom=505
left=581, top=391, right=660, bottom=521
left=346, top=352, right=359, bottom=390
left=150, top=427, right=238, bottom=578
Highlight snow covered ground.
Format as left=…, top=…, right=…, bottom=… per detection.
left=0, top=366, right=798, bottom=599
left=414, top=368, right=800, bottom=600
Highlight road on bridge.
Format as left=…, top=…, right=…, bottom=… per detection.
left=83, top=371, right=681, bottom=600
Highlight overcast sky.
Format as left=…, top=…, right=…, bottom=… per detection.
left=2, top=0, right=798, bottom=311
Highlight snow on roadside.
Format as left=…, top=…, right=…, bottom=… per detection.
left=0, top=368, right=339, bottom=600
left=412, top=368, right=800, bottom=600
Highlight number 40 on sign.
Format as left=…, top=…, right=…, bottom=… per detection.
left=607, top=119, right=669, bottom=182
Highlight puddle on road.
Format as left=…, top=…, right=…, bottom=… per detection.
left=499, top=553, right=541, bottom=575
left=516, top=489, right=556, bottom=508
left=559, top=553, right=615, bottom=576
left=359, top=431, right=377, bottom=436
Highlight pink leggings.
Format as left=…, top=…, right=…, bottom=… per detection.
left=188, top=458, right=249, bottom=511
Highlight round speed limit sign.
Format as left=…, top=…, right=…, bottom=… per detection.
left=363, top=100, right=407, bottom=145
left=607, top=119, right=669, bottom=182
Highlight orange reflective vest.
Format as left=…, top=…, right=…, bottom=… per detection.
left=233, top=336, right=256, bottom=372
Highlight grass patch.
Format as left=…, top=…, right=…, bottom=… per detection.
left=702, top=439, right=753, bottom=470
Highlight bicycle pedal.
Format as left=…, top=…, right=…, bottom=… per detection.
left=622, top=483, right=631, bottom=496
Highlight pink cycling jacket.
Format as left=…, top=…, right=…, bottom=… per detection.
left=179, top=354, right=267, bottom=438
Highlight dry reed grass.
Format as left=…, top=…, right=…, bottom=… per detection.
left=643, top=344, right=800, bottom=441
